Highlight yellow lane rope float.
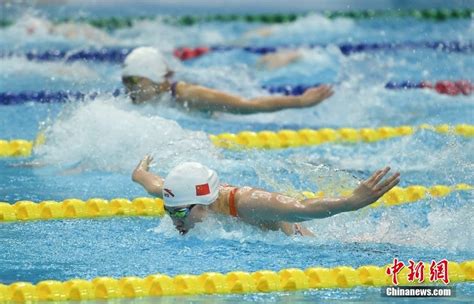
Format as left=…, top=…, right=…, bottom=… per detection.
left=1, top=124, right=473, bottom=157
left=0, top=197, right=165, bottom=222
left=0, top=261, right=472, bottom=301
left=0, top=139, right=33, bottom=157
left=210, top=124, right=474, bottom=149
left=1, top=184, right=471, bottom=222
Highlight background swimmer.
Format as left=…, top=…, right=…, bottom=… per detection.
left=18, top=15, right=119, bottom=44
left=121, top=47, right=334, bottom=113
left=132, top=155, right=400, bottom=236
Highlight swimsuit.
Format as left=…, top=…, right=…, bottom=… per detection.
left=170, top=81, right=178, bottom=98
left=228, top=187, right=239, bottom=217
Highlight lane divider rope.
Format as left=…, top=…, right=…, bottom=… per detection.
left=0, top=260, right=472, bottom=301
left=173, top=41, right=474, bottom=61
left=1, top=124, right=473, bottom=158
left=0, top=197, right=165, bottom=222
left=1, top=184, right=471, bottom=222
left=0, top=9, right=472, bottom=30
left=1, top=40, right=472, bottom=64
left=385, top=80, right=473, bottom=95
left=304, top=184, right=473, bottom=209
left=1, top=80, right=472, bottom=105
left=209, top=124, right=474, bottom=149
left=175, top=40, right=474, bottom=59
left=0, top=89, right=123, bottom=105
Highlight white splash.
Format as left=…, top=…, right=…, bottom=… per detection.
left=34, top=96, right=219, bottom=173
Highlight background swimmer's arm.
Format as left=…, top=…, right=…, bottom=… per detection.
left=230, top=26, right=275, bottom=46
left=236, top=167, right=400, bottom=222
left=175, top=82, right=333, bottom=114
left=131, top=155, right=164, bottom=198
left=257, top=50, right=303, bottom=69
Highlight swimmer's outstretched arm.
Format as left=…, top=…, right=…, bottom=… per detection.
left=235, top=167, right=400, bottom=223
left=257, top=50, right=303, bottom=69
left=174, top=82, right=333, bottom=114
left=131, top=155, right=164, bottom=198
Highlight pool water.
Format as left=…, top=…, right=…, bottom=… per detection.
left=1, top=8, right=473, bottom=303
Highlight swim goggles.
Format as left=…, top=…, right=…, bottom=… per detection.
left=164, top=204, right=197, bottom=219
left=125, top=76, right=141, bottom=86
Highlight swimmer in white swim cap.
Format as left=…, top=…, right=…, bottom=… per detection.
left=122, top=46, right=333, bottom=114
left=132, top=155, right=400, bottom=236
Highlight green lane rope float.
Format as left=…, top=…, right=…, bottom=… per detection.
left=0, top=9, right=472, bottom=30
left=1, top=184, right=471, bottom=222
left=1, top=124, right=473, bottom=158
left=0, top=261, right=472, bottom=301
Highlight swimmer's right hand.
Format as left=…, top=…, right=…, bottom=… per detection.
left=299, top=85, right=334, bottom=107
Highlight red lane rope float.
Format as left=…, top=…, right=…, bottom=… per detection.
left=385, top=80, right=473, bottom=96
left=173, top=47, right=210, bottom=61
left=433, top=80, right=473, bottom=96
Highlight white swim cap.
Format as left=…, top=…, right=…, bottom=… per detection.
left=122, top=47, right=168, bottom=84
left=162, top=162, right=220, bottom=207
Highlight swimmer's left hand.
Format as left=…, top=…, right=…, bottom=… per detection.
left=299, top=85, right=334, bottom=107
left=347, top=167, right=400, bottom=210
left=137, top=154, right=153, bottom=172
left=132, top=155, right=153, bottom=182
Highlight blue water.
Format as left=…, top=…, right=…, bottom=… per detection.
left=0, top=7, right=473, bottom=303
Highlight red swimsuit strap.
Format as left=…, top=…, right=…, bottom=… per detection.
left=228, top=187, right=239, bottom=217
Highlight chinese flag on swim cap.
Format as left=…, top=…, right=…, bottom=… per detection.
left=195, top=183, right=210, bottom=196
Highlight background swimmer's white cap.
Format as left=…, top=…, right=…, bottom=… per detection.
left=163, top=162, right=220, bottom=207
left=122, top=47, right=168, bottom=83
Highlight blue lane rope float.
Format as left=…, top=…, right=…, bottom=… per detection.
left=1, top=80, right=472, bottom=105
left=0, top=48, right=132, bottom=63
left=1, top=41, right=472, bottom=64
left=0, top=89, right=123, bottom=105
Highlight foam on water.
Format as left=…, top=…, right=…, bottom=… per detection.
left=244, top=14, right=355, bottom=45
left=310, top=202, right=474, bottom=252
left=115, top=18, right=228, bottom=50
left=316, top=135, right=474, bottom=180
left=152, top=195, right=473, bottom=252
left=34, top=96, right=218, bottom=172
